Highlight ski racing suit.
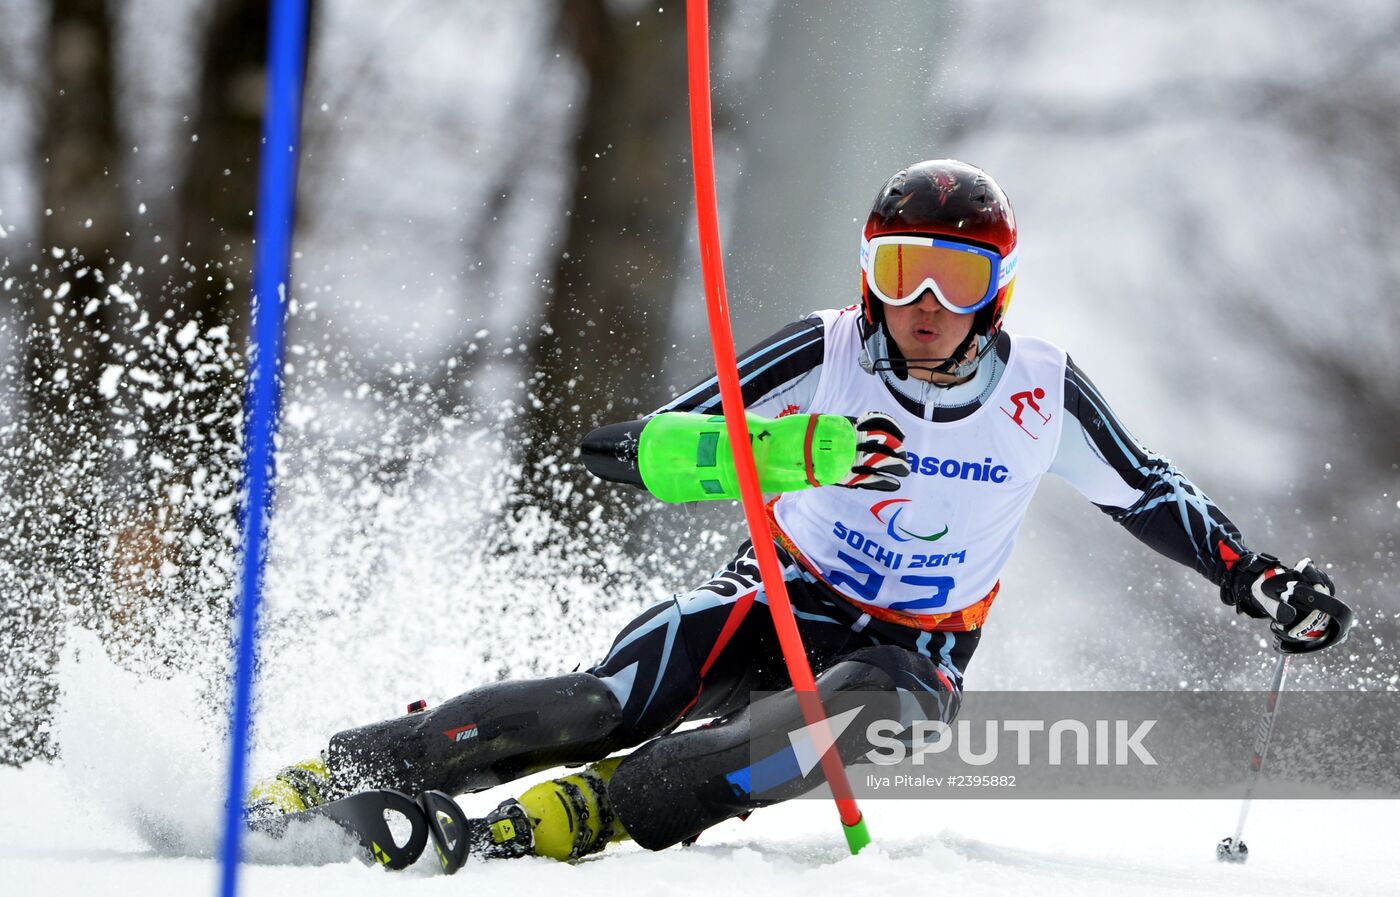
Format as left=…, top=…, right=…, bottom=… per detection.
left=324, top=305, right=1251, bottom=851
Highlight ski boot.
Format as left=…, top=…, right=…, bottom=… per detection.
left=244, top=754, right=341, bottom=824
left=470, top=757, right=629, bottom=861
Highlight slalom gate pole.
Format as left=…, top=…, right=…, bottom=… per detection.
left=1218, top=650, right=1292, bottom=862
left=217, top=1, right=310, bottom=894
left=684, top=0, right=869, bottom=854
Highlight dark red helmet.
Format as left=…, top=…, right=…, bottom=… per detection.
left=861, top=160, right=1018, bottom=347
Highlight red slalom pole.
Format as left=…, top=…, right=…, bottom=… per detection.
left=684, top=0, right=869, bottom=853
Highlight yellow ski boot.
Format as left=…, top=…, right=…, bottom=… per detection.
left=472, top=757, right=630, bottom=861
left=244, top=755, right=337, bottom=823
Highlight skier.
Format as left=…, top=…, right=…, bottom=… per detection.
left=247, top=159, right=1347, bottom=861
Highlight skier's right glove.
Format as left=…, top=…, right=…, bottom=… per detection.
left=836, top=412, right=910, bottom=492
left=1220, top=553, right=1352, bottom=653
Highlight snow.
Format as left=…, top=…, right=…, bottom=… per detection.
left=6, top=634, right=1390, bottom=895
left=6, top=637, right=1394, bottom=896
left=4, top=759, right=1397, bottom=897
left=3, top=2, right=1397, bottom=893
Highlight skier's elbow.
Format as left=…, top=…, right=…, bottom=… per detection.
left=581, top=419, right=647, bottom=487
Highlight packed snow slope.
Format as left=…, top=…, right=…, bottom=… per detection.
left=4, top=760, right=1397, bottom=897
left=2, top=484, right=1391, bottom=897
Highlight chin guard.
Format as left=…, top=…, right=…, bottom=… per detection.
left=858, top=318, right=991, bottom=382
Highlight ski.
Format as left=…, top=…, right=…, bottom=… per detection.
left=249, top=788, right=430, bottom=870
left=418, top=789, right=472, bottom=874
left=246, top=787, right=481, bottom=873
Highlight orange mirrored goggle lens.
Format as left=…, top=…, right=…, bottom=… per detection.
left=870, top=241, right=993, bottom=308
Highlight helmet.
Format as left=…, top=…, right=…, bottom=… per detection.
left=860, top=159, right=1017, bottom=378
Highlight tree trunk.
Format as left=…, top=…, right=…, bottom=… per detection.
left=28, top=0, right=123, bottom=469
left=515, top=1, right=691, bottom=537
left=138, top=0, right=274, bottom=630
left=1, top=0, right=124, bottom=766
left=174, top=0, right=271, bottom=335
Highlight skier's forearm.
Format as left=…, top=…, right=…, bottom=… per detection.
left=582, top=412, right=857, bottom=502
left=1105, top=476, right=1246, bottom=586
left=1053, top=356, right=1247, bottom=586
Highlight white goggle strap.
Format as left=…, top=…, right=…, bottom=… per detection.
left=997, top=245, right=1019, bottom=290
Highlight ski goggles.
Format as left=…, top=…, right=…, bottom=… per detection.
left=860, top=235, right=1018, bottom=313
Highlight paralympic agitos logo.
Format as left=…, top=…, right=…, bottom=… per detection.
left=870, top=498, right=948, bottom=544
left=866, top=452, right=1012, bottom=543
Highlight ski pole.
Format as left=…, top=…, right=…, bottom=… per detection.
left=1216, top=578, right=1355, bottom=862
left=1217, top=650, right=1291, bottom=863
left=684, top=0, right=870, bottom=854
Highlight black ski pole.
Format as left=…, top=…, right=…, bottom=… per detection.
left=1216, top=650, right=1291, bottom=863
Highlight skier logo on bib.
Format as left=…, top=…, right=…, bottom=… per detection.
left=1001, top=386, right=1052, bottom=438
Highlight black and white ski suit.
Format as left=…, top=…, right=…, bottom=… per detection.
left=327, top=310, right=1251, bottom=850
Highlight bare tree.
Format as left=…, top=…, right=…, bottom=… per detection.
left=174, top=0, right=270, bottom=333
left=0, top=0, right=322, bottom=766
left=514, top=1, right=692, bottom=534
left=27, top=0, right=123, bottom=481
left=1, top=0, right=124, bottom=765
left=127, top=0, right=277, bottom=625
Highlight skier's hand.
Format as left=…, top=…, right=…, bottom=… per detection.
left=1221, top=553, right=1344, bottom=651
left=837, top=412, right=910, bottom=492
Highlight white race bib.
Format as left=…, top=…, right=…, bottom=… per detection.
left=774, top=307, right=1066, bottom=616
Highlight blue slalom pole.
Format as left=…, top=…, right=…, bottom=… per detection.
left=218, top=1, right=309, bottom=895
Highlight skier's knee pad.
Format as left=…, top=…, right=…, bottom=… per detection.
left=326, top=672, right=625, bottom=796
left=834, top=644, right=962, bottom=731
left=816, top=647, right=904, bottom=692
left=836, top=644, right=953, bottom=692
left=608, top=656, right=904, bottom=851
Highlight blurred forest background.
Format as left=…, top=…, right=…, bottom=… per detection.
left=0, top=0, right=1396, bottom=769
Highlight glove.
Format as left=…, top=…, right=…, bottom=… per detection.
left=837, top=412, right=910, bottom=492
left=1220, top=553, right=1344, bottom=652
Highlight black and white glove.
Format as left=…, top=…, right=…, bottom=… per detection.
left=1220, top=553, right=1351, bottom=653
left=837, top=412, right=910, bottom=492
